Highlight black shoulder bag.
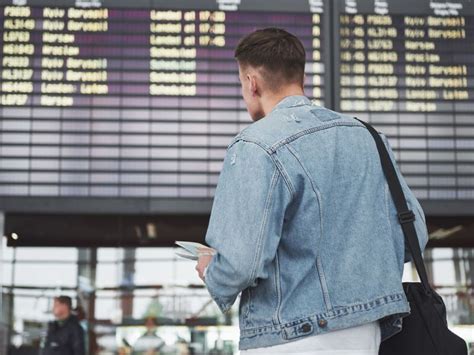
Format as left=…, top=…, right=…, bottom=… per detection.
left=355, top=118, right=468, bottom=355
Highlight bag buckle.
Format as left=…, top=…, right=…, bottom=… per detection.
left=398, top=210, right=415, bottom=224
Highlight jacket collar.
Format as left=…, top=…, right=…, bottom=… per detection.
left=271, top=95, right=312, bottom=112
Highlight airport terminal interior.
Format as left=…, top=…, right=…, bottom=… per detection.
left=0, top=0, right=473, bottom=354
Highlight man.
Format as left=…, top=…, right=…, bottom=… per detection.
left=195, top=28, right=429, bottom=354
left=41, top=296, right=85, bottom=355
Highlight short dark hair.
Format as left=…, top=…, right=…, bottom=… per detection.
left=55, top=295, right=72, bottom=309
left=234, top=28, right=306, bottom=89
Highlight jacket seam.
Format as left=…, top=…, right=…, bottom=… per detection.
left=269, top=121, right=363, bottom=153
left=229, top=137, right=295, bottom=199
left=246, top=167, right=279, bottom=286
left=269, top=154, right=296, bottom=199
left=239, top=292, right=407, bottom=333
left=285, top=144, right=333, bottom=312
left=273, top=250, right=283, bottom=326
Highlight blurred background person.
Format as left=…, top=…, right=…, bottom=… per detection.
left=132, top=317, right=164, bottom=355
left=73, top=305, right=89, bottom=355
left=41, top=296, right=85, bottom=355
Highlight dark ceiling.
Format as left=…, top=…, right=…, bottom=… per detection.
left=3, top=213, right=473, bottom=248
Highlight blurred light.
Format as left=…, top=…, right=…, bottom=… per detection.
left=11, top=233, right=19, bottom=240
left=430, top=225, right=463, bottom=240
left=147, top=223, right=157, bottom=239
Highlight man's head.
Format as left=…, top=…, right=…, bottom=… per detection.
left=144, top=316, right=157, bottom=333
left=53, top=296, right=72, bottom=320
left=235, top=28, right=306, bottom=121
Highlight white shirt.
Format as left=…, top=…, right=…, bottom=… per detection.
left=239, top=321, right=381, bottom=355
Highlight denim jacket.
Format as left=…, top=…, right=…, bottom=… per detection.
left=204, top=95, right=429, bottom=350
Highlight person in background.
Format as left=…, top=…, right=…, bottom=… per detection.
left=132, top=317, right=164, bottom=355
left=41, top=296, right=85, bottom=355
left=73, top=305, right=89, bottom=355
left=195, top=27, right=428, bottom=354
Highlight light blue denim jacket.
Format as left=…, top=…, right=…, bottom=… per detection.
left=204, top=95, right=429, bottom=350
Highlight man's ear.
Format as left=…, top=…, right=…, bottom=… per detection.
left=248, top=74, right=259, bottom=97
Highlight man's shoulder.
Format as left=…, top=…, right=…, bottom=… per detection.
left=64, top=316, right=84, bottom=332
left=66, top=315, right=81, bottom=323
left=230, top=104, right=356, bottom=152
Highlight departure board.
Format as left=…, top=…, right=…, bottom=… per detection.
left=0, top=0, right=325, bottom=199
left=337, top=0, right=474, bottom=200
left=1, top=0, right=473, bottom=215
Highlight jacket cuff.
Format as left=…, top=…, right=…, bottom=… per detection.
left=204, top=267, right=233, bottom=313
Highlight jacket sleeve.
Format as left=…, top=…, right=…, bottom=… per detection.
left=380, top=134, right=429, bottom=263
left=71, top=323, right=86, bottom=355
left=204, top=140, right=292, bottom=313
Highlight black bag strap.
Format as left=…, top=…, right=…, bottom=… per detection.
left=354, top=118, right=432, bottom=295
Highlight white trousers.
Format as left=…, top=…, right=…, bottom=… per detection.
left=239, top=321, right=381, bottom=355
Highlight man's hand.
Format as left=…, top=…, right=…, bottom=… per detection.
left=195, top=247, right=215, bottom=281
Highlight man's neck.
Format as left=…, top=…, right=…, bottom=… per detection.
left=261, top=87, right=305, bottom=117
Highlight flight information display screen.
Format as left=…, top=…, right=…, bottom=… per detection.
left=337, top=0, right=474, bottom=200
left=0, top=0, right=473, bottom=213
left=0, top=0, right=325, bottom=198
